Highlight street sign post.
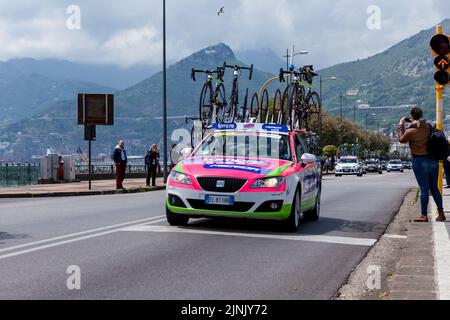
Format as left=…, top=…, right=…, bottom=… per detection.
left=78, top=94, right=114, bottom=190
left=430, top=25, right=450, bottom=200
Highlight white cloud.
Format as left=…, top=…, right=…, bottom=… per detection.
left=0, top=0, right=447, bottom=69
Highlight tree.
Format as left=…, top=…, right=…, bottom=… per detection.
left=322, top=145, right=338, bottom=158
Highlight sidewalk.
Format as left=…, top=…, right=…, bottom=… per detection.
left=0, top=178, right=165, bottom=198
left=388, top=187, right=450, bottom=300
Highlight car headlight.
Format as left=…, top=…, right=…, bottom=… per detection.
left=169, top=171, right=192, bottom=185
left=353, top=165, right=360, bottom=170
left=251, top=177, right=285, bottom=188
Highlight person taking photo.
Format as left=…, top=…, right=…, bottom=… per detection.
left=397, top=107, right=446, bottom=222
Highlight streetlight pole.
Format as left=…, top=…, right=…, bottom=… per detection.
left=162, top=0, right=168, bottom=183
left=339, top=92, right=343, bottom=122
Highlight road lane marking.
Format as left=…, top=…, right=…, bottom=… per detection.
left=432, top=220, right=450, bottom=299
left=121, top=225, right=377, bottom=247
left=0, top=218, right=166, bottom=260
left=382, top=234, right=408, bottom=239
left=0, top=215, right=165, bottom=254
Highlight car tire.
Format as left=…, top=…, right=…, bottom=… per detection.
left=357, top=172, right=363, bottom=177
left=166, top=206, right=189, bottom=226
left=401, top=170, right=404, bottom=173
left=282, top=186, right=301, bottom=232
left=379, top=171, right=382, bottom=174
left=387, top=170, right=390, bottom=173
left=303, top=184, right=321, bottom=222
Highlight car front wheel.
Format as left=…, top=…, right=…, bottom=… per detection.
left=166, top=206, right=189, bottom=226
left=282, top=186, right=301, bottom=232
left=304, top=185, right=321, bottom=221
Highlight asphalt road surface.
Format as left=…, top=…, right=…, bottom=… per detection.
left=0, top=172, right=416, bottom=299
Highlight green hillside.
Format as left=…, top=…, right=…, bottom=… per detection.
left=316, top=19, right=450, bottom=132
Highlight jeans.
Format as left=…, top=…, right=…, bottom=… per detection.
left=412, top=156, right=443, bottom=216
left=146, top=165, right=157, bottom=186
left=444, top=159, right=450, bottom=186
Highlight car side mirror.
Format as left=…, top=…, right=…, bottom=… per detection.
left=300, top=153, right=317, bottom=166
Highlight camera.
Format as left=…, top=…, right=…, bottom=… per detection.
left=405, top=118, right=412, bottom=123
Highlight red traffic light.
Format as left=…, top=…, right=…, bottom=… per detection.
left=430, top=34, right=450, bottom=55
left=434, top=70, right=450, bottom=85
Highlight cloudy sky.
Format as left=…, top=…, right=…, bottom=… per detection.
left=0, top=0, right=447, bottom=69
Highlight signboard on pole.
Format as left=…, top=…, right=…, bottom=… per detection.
left=78, top=94, right=114, bottom=126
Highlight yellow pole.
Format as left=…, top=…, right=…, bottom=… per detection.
left=437, top=85, right=444, bottom=200
left=435, top=25, right=445, bottom=208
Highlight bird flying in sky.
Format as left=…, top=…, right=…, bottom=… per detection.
left=218, top=7, right=224, bottom=16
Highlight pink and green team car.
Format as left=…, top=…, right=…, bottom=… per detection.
left=166, top=123, right=322, bottom=231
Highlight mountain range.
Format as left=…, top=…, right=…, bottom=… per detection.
left=0, top=43, right=273, bottom=160
left=1, top=19, right=449, bottom=160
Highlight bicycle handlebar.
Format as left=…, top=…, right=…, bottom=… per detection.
left=223, top=61, right=254, bottom=80
left=191, top=67, right=224, bottom=82
left=279, top=67, right=318, bottom=83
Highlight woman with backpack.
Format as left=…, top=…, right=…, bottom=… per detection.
left=145, top=144, right=161, bottom=187
left=398, top=107, right=446, bottom=222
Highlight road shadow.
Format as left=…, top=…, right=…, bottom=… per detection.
left=182, top=216, right=385, bottom=237
left=0, top=231, right=30, bottom=245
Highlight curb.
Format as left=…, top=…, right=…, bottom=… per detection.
left=0, top=185, right=166, bottom=199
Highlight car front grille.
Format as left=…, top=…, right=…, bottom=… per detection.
left=196, top=177, right=247, bottom=193
left=187, top=199, right=255, bottom=212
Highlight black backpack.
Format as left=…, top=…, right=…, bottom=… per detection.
left=427, top=123, right=449, bottom=161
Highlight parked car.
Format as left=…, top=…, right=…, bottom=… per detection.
left=365, top=159, right=383, bottom=174
left=335, top=156, right=364, bottom=177
left=387, top=159, right=404, bottom=172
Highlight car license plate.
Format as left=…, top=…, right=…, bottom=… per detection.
left=205, top=195, right=234, bottom=206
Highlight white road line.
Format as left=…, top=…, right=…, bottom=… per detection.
left=0, top=215, right=165, bottom=254
left=121, top=225, right=377, bottom=247
left=0, top=218, right=166, bottom=261
left=382, top=234, right=408, bottom=239
left=432, top=220, right=450, bottom=300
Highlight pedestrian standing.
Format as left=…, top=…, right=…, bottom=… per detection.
left=325, top=158, right=331, bottom=174
left=444, top=142, right=450, bottom=188
left=397, top=107, right=446, bottom=222
left=113, top=140, right=127, bottom=190
left=145, top=144, right=160, bottom=187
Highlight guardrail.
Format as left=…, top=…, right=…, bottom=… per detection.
left=0, top=163, right=40, bottom=187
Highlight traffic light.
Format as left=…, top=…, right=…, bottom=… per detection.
left=430, top=33, right=450, bottom=85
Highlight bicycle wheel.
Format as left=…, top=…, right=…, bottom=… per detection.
left=250, top=93, right=260, bottom=122
left=273, top=89, right=282, bottom=124
left=191, top=124, right=205, bottom=149
left=281, top=85, right=294, bottom=127
left=240, top=88, right=249, bottom=122
left=199, top=83, right=213, bottom=127
left=305, top=92, right=321, bottom=133
left=214, top=83, right=229, bottom=123
left=228, top=81, right=239, bottom=123
left=260, top=89, right=269, bottom=123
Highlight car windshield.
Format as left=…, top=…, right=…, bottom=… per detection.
left=194, top=131, right=292, bottom=161
left=390, top=160, right=401, bottom=164
left=367, top=160, right=379, bottom=164
left=339, top=159, right=358, bottom=164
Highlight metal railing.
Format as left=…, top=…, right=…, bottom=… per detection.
left=0, top=163, right=40, bottom=187
left=75, top=164, right=149, bottom=174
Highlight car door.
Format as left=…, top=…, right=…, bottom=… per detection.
left=294, top=134, right=317, bottom=211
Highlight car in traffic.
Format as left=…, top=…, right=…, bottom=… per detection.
left=166, top=123, right=322, bottom=232
left=402, top=161, right=412, bottom=170
left=387, top=159, right=404, bottom=172
left=335, top=156, right=363, bottom=177
left=365, top=159, right=383, bottom=174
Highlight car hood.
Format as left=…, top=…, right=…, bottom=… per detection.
left=175, top=156, right=294, bottom=179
